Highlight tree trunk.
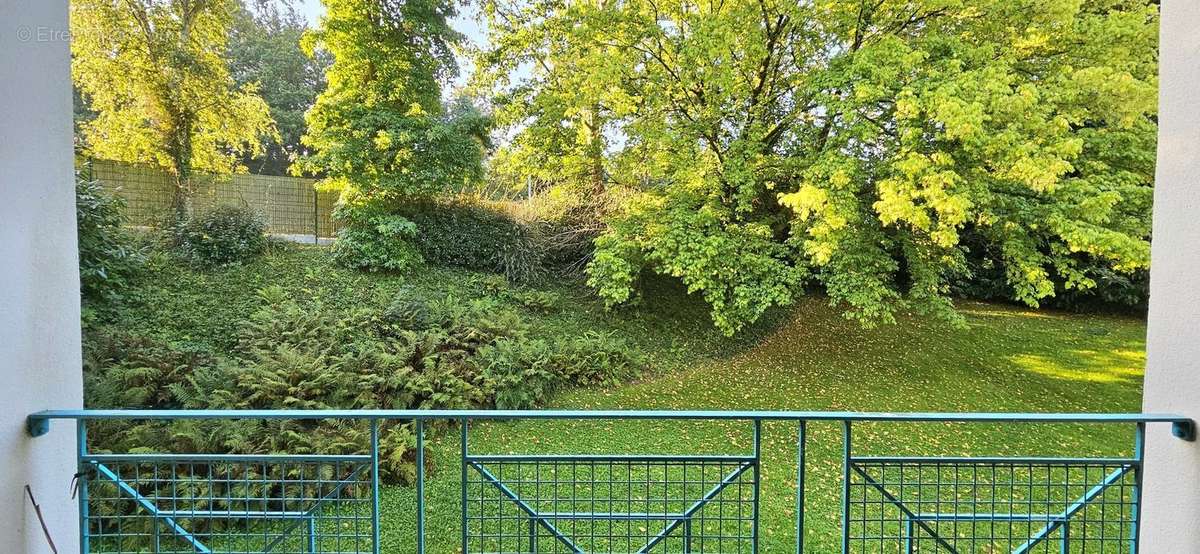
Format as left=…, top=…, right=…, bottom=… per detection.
left=585, top=106, right=605, bottom=199
left=169, top=115, right=195, bottom=222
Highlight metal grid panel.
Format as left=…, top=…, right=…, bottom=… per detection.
left=82, top=456, right=373, bottom=554
left=463, top=456, right=758, bottom=553
left=845, top=459, right=1139, bottom=553
left=30, top=411, right=1184, bottom=553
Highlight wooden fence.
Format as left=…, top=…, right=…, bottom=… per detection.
left=84, top=159, right=341, bottom=239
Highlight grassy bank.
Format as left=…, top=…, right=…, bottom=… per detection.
left=376, top=300, right=1145, bottom=552
left=89, top=244, right=1147, bottom=552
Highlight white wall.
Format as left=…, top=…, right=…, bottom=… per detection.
left=0, top=0, right=83, bottom=552
left=1141, top=0, right=1200, bottom=551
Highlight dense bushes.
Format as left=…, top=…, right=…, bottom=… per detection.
left=475, top=331, right=644, bottom=409
left=330, top=197, right=423, bottom=272
left=173, top=205, right=268, bottom=266
left=951, top=234, right=1149, bottom=312
left=400, top=199, right=544, bottom=283
left=84, top=281, right=647, bottom=483
left=328, top=196, right=549, bottom=282
left=76, top=170, right=143, bottom=308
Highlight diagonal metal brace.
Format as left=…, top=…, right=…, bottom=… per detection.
left=91, top=462, right=213, bottom=553
left=469, top=461, right=584, bottom=553
left=261, top=461, right=373, bottom=553
left=1013, top=465, right=1134, bottom=554
left=638, top=461, right=756, bottom=553
left=850, top=463, right=961, bottom=554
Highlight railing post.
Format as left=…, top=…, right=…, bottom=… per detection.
left=416, top=419, right=425, bottom=554
left=1131, top=421, right=1146, bottom=554
left=370, top=419, right=381, bottom=554
left=460, top=418, right=469, bottom=553
left=77, top=419, right=89, bottom=554
left=752, top=419, right=762, bottom=554
left=796, top=420, right=806, bottom=554
left=841, top=421, right=852, bottom=554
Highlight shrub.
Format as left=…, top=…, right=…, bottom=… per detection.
left=551, top=331, right=646, bottom=387
left=83, top=330, right=216, bottom=411
left=510, top=290, right=561, bottom=313
left=475, top=331, right=646, bottom=409
left=952, top=235, right=1149, bottom=313
left=399, top=199, right=544, bottom=283
left=174, top=205, right=268, bottom=266
left=76, top=169, right=143, bottom=308
left=478, top=274, right=509, bottom=295
left=330, top=199, right=422, bottom=272
left=524, top=187, right=606, bottom=273
left=473, top=338, right=559, bottom=409
left=83, top=283, right=646, bottom=482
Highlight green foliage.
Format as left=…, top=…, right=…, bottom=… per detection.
left=509, top=290, right=560, bottom=313
left=1054, top=268, right=1149, bottom=311
left=76, top=169, right=143, bottom=308
left=84, top=330, right=215, bottom=411
left=480, top=0, right=1157, bottom=333
left=84, top=256, right=651, bottom=482
left=71, top=0, right=277, bottom=211
left=296, top=0, right=490, bottom=271
left=173, top=205, right=268, bottom=266
left=329, top=197, right=423, bottom=272
left=589, top=193, right=805, bottom=335
left=394, top=297, right=1147, bottom=552
left=400, top=199, right=545, bottom=283
left=478, top=274, right=510, bottom=295
left=227, top=0, right=331, bottom=175
left=471, top=0, right=611, bottom=197
left=475, top=332, right=644, bottom=409
left=85, top=291, right=513, bottom=483
left=512, top=186, right=609, bottom=274
left=953, top=244, right=1149, bottom=312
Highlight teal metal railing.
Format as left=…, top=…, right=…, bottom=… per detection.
left=27, top=410, right=1195, bottom=553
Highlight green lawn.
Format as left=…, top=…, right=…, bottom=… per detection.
left=376, top=298, right=1145, bottom=552
left=93, top=245, right=1147, bottom=552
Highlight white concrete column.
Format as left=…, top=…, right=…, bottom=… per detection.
left=1142, top=0, right=1200, bottom=551
left=0, top=0, right=83, bottom=552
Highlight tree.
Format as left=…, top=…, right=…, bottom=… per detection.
left=482, top=0, right=1158, bottom=334
left=473, top=1, right=614, bottom=198
left=228, top=0, right=332, bottom=175
left=72, top=0, right=277, bottom=216
left=296, top=0, right=489, bottom=271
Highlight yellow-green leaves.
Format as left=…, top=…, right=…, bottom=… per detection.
left=72, top=0, right=276, bottom=192
left=589, top=191, right=805, bottom=336
left=297, top=0, right=486, bottom=199
left=874, top=152, right=970, bottom=248
left=501, top=0, right=1157, bottom=332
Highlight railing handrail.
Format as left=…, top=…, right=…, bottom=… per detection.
left=44, top=407, right=1196, bottom=552
left=26, top=408, right=1192, bottom=422
left=27, top=408, right=1196, bottom=439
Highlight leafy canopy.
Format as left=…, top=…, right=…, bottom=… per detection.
left=228, top=0, right=332, bottom=175
left=72, top=0, right=277, bottom=206
left=297, top=0, right=490, bottom=271
left=479, top=0, right=1158, bottom=334
left=296, top=0, right=488, bottom=197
